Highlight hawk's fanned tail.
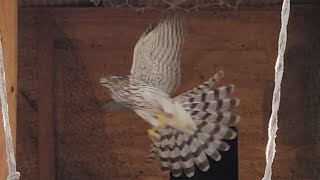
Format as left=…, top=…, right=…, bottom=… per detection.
left=146, top=70, right=240, bottom=177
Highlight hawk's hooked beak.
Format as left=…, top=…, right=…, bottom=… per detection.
left=99, top=77, right=113, bottom=89
left=99, top=77, right=109, bottom=84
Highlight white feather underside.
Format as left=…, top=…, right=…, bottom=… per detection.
left=166, top=101, right=197, bottom=134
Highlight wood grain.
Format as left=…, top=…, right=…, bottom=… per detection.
left=37, top=11, right=56, bottom=180
left=0, top=0, right=18, bottom=179
left=18, top=6, right=320, bottom=180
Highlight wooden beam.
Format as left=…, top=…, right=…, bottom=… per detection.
left=0, top=0, right=18, bottom=179
left=37, top=11, right=56, bottom=180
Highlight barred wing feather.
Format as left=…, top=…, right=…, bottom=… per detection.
left=131, top=14, right=186, bottom=95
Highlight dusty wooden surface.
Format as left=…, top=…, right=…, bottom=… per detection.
left=17, top=6, right=320, bottom=180
left=37, top=14, right=57, bottom=180
left=0, top=0, right=18, bottom=179
left=18, top=0, right=320, bottom=7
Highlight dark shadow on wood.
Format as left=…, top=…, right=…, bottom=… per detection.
left=262, top=6, right=320, bottom=179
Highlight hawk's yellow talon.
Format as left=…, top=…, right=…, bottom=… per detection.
left=147, top=112, right=171, bottom=139
left=148, top=129, right=160, bottom=139
left=156, top=116, right=166, bottom=128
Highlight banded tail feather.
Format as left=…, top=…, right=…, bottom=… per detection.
left=183, top=84, right=235, bottom=104
left=146, top=70, right=240, bottom=177
left=183, top=97, right=240, bottom=112
left=177, top=69, right=224, bottom=99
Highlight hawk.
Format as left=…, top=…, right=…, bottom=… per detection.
left=100, top=14, right=240, bottom=177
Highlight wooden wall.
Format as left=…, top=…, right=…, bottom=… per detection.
left=0, top=0, right=18, bottom=179
left=18, top=0, right=320, bottom=7
left=17, top=6, right=320, bottom=180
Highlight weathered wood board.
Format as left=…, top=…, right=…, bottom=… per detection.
left=17, top=6, right=320, bottom=180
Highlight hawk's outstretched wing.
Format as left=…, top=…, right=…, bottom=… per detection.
left=131, top=14, right=186, bottom=95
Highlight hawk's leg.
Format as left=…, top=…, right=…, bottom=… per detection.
left=147, top=113, right=170, bottom=139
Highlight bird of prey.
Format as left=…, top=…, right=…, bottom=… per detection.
left=100, top=14, right=240, bottom=178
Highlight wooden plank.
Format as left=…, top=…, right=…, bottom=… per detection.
left=50, top=8, right=263, bottom=180
left=18, top=0, right=320, bottom=7
left=18, top=6, right=320, bottom=180
left=0, top=0, right=18, bottom=179
left=37, top=11, right=56, bottom=180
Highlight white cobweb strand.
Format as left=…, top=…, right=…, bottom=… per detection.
left=262, top=0, right=290, bottom=180
left=0, top=37, right=20, bottom=180
left=90, top=0, right=100, bottom=6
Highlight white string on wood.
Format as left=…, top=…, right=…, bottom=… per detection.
left=0, top=36, right=20, bottom=180
left=262, top=0, right=290, bottom=180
